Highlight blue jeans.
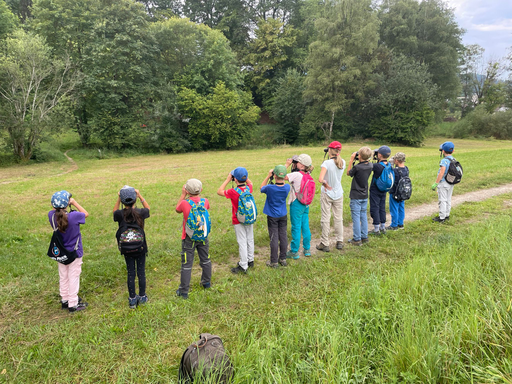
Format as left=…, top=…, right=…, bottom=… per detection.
left=389, top=196, right=405, bottom=227
left=350, top=199, right=368, bottom=241
left=289, top=199, right=311, bottom=253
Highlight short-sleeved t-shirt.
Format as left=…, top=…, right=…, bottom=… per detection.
left=287, top=172, right=303, bottom=204
left=224, top=184, right=253, bottom=225
left=439, top=155, right=454, bottom=182
left=176, top=197, right=210, bottom=239
left=48, top=210, right=86, bottom=257
left=114, top=208, right=150, bottom=251
left=320, top=158, right=346, bottom=200
left=260, top=184, right=290, bottom=218
left=348, top=161, right=373, bottom=200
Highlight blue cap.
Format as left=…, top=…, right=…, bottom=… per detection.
left=231, top=167, right=248, bottom=182
left=51, top=190, right=71, bottom=209
left=440, top=141, right=454, bottom=153
left=378, top=145, right=391, bottom=156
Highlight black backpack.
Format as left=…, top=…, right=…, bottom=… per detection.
left=179, top=333, right=234, bottom=384
left=445, top=158, right=463, bottom=185
left=47, top=215, right=78, bottom=265
left=116, top=221, right=146, bottom=256
left=392, top=168, right=412, bottom=202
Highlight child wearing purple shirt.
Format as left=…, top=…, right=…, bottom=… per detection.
left=48, top=190, right=89, bottom=313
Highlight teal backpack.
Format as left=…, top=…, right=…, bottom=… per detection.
left=235, top=187, right=257, bottom=225
left=375, top=162, right=395, bottom=192
left=185, top=199, right=211, bottom=241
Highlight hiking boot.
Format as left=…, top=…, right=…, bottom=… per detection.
left=286, top=250, right=300, bottom=259
left=202, top=283, right=211, bottom=289
left=128, top=296, right=138, bottom=309
left=380, top=227, right=387, bottom=234
left=303, top=249, right=311, bottom=257
left=361, top=238, right=369, bottom=244
left=68, top=301, right=88, bottom=313
left=231, top=264, right=247, bottom=274
left=398, top=225, right=404, bottom=230
left=278, top=259, right=288, bottom=267
left=266, top=261, right=279, bottom=268
left=316, top=243, right=330, bottom=252
left=369, top=230, right=381, bottom=236
left=176, top=289, right=188, bottom=299
left=248, top=261, right=254, bottom=269
left=138, top=295, right=149, bottom=305
left=336, top=241, right=344, bottom=250
left=386, top=226, right=399, bottom=231
left=348, top=238, right=362, bottom=246
left=432, top=216, right=446, bottom=223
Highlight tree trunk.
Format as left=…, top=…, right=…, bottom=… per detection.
left=329, top=110, right=335, bottom=142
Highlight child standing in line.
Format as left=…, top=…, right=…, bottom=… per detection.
left=48, top=190, right=89, bottom=313
left=175, top=179, right=212, bottom=299
left=432, top=141, right=456, bottom=223
left=369, top=145, right=392, bottom=235
left=261, top=165, right=291, bottom=267
left=317, top=141, right=346, bottom=252
left=285, top=154, right=314, bottom=259
left=387, top=152, right=409, bottom=230
left=113, top=186, right=151, bottom=309
left=217, top=167, right=255, bottom=274
left=346, top=147, right=373, bottom=246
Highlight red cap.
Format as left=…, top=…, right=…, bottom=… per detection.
left=328, top=141, right=342, bottom=150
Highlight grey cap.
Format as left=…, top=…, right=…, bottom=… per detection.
left=185, top=179, right=202, bottom=195
left=120, top=185, right=137, bottom=205
left=297, top=154, right=312, bottom=167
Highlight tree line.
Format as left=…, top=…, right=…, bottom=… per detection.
left=0, top=0, right=506, bottom=162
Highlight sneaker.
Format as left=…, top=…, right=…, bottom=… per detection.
left=336, top=241, right=344, bottom=250
left=61, top=300, right=68, bottom=310
left=386, top=226, right=399, bottom=231
left=304, top=249, right=311, bottom=257
left=231, top=264, right=247, bottom=274
left=369, top=230, right=381, bottom=236
left=128, top=296, right=138, bottom=309
left=361, top=238, right=369, bottom=244
left=398, top=225, right=404, bottom=230
left=278, top=259, right=288, bottom=267
left=286, top=250, right=300, bottom=259
left=348, top=238, right=362, bottom=246
left=316, top=243, right=330, bottom=252
left=202, top=283, right=211, bottom=289
left=68, top=302, right=88, bottom=313
left=380, top=227, right=387, bottom=234
left=176, top=289, right=188, bottom=299
left=266, top=261, right=279, bottom=268
left=432, top=216, right=446, bottom=223
left=138, top=295, right=149, bottom=305
left=248, top=261, right=254, bottom=269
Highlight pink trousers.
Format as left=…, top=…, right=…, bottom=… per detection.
left=58, top=257, right=83, bottom=308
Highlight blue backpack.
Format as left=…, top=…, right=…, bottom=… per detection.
left=185, top=199, right=211, bottom=241
left=235, top=187, right=257, bottom=225
left=375, top=162, right=395, bottom=192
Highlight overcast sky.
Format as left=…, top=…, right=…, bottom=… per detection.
left=445, top=0, right=512, bottom=60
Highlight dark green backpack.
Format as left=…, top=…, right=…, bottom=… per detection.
left=179, top=333, right=234, bottom=383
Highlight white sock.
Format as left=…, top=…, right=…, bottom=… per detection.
left=374, top=225, right=380, bottom=232
left=380, top=223, right=386, bottom=230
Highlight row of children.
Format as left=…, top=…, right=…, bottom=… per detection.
left=47, top=140, right=458, bottom=311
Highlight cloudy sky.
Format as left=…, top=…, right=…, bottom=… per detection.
left=445, top=0, right=512, bottom=60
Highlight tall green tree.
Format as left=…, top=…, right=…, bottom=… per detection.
left=303, top=0, right=379, bottom=141
left=4, top=0, right=31, bottom=22
left=0, top=30, right=79, bottom=160
left=379, top=0, right=463, bottom=103
left=0, top=0, right=17, bottom=39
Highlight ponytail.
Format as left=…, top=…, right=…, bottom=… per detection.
left=329, top=148, right=344, bottom=169
left=303, top=165, right=314, bottom=173
left=55, top=208, right=68, bottom=232
left=123, top=205, right=144, bottom=229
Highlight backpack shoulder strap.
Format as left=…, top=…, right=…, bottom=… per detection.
left=187, top=199, right=197, bottom=209
left=234, top=187, right=242, bottom=195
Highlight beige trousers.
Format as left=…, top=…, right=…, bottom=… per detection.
left=320, top=193, right=343, bottom=245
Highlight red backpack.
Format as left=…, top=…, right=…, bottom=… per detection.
left=295, top=171, right=316, bottom=205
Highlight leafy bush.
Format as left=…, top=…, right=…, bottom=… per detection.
left=453, top=106, right=512, bottom=139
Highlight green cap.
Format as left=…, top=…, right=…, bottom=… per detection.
left=273, top=165, right=287, bottom=178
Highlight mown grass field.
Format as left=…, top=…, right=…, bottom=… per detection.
left=1, top=138, right=512, bottom=383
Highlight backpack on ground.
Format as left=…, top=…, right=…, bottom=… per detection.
left=179, top=333, right=234, bottom=384
left=116, top=221, right=146, bottom=256
left=375, top=162, right=395, bottom=192
left=235, top=187, right=257, bottom=225
left=445, top=158, right=463, bottom=185
left=186, top=199, right=211, bottom=241
left=393, top=168, right=412, bottom=202
left=295, top=171, right=316, bottom=205
left=47, top=215, right=79, bottom=265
